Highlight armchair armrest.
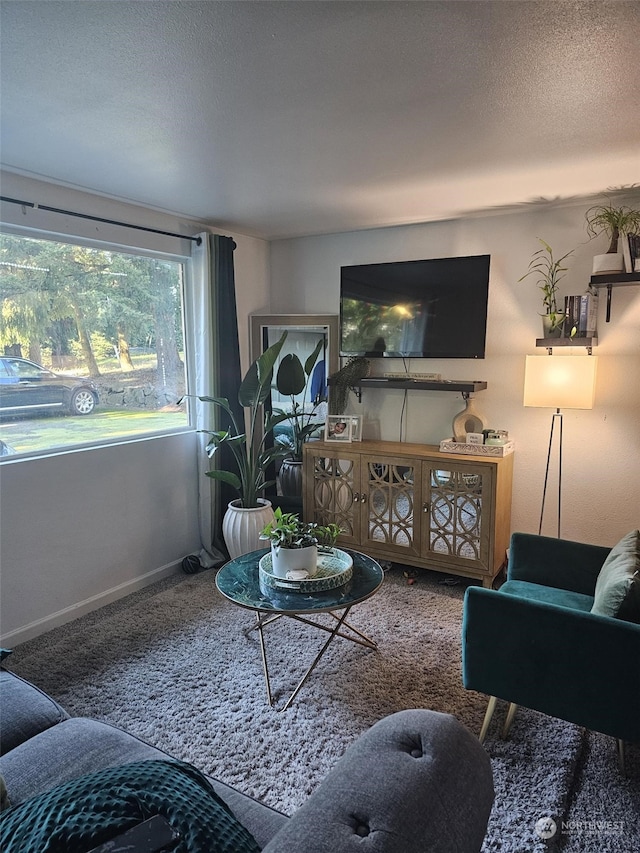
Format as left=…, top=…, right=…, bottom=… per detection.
left=462, top=586, right=640, bottom=742
left=262, top=709, right=493, bottom=853
left=508, top=532, right=611, bottom=595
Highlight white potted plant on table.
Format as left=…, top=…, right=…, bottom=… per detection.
left=260, top=507, right=341, bottom=579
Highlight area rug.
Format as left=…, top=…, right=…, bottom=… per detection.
left=7, top=566, right=639, bottom=851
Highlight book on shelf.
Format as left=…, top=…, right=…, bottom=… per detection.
left=628, top=233, right=640, bottom=273
left=620, top=232, right=634, bottom=273
left=563, top=292, right=598, bottom=338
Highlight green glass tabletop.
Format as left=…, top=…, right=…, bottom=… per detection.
left=216, top=548, right=384, bottom=614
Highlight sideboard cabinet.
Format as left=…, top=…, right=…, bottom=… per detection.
left=303, top=440, right=513, bottom=587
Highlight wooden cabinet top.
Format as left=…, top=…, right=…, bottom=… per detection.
left=305, top=439, right=513, bottom=466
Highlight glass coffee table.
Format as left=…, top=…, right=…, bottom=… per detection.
left=216, top=548, right=384, bottom=711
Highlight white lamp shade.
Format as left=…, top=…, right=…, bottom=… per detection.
left=523, top=355, right=597, bottom=409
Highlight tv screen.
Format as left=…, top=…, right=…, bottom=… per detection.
left=340, top=255, right=490, bottom=359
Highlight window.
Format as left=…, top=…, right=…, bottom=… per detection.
left=0, top=232, right=190, bottom=457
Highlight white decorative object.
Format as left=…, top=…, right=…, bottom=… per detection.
left=592, top=253, right=624, bottom=275
left=270, top=543, right=318, bottom=579
left=452, top=395, right=486, bottom=442
left=222, top=499, right=275, bottom=559
left=466, top=432, right=484, bottom=445
left=440, top=439, right=515, bottom=457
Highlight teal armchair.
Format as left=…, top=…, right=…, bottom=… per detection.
left=462, top=532, right=640, bottom=768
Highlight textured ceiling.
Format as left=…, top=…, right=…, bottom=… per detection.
left=1, top=1, right=639, bottom=239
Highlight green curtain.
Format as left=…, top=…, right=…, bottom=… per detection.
left=209, top=234, right=242, bottom=558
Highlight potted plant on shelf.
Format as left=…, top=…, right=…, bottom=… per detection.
left=187, top=332, right=292, bottom=558
left=273, top=339, right=326, bottom=498
left=585, top=200, right=640, bottom=274
left=519, top=238, right=573, bottom=338
left=260, top=507, right=341, bottom=578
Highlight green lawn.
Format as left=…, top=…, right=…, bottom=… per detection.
left=0, top=408, right=190, bottom=455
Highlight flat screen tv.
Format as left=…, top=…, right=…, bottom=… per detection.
left=340, top=254, right=490, bottom=359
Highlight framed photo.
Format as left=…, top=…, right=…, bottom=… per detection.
left=325, top=416, right=352, bottom=442
left=350, top=415, right=363, bottom=442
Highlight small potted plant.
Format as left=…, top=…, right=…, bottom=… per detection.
left=260, top=507, right=341, bottom=578
left=519, top=238, right=573, bottom=337
left=585, top=200, right=640, bottom=274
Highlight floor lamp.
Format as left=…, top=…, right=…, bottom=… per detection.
left=523, top=355, right=597, bottom=538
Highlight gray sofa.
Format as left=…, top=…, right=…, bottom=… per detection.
left=0, top=667, right=494, bottom=852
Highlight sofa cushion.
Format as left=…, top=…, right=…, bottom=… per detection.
left=500, top=580, right=594, bottom=612
left=0, top=670, right=69, bottom=755
left=0, top=759, right=260, bottom=853
left=591, top=530, right=640, bottom=622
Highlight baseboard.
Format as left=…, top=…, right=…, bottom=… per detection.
left=2, top=561, right=181, bottom=647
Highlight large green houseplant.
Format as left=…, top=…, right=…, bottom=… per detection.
left=519, top=238, right=573, bottom=337
left=198, top=332, right=291, bottom=507
left=187, top=332, right=292, bottom=558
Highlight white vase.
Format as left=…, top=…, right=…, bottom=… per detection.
left=592, top=253, right=624, bottom=275
left=452, top=395, right=486, bottom=443
left=222, top=499, right=274, bottom=559
left=271, top=544, right=318, bottom=579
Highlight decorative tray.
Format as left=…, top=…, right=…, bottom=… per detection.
left=258, top=548, right=353, bottom=592
left=439, top=439, right=515, bottom=457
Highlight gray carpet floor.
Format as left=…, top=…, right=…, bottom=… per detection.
left=8, top=566, right=639, bottom=852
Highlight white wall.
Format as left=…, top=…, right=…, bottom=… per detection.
left=269, top=199, right=640, bottom=548
left=0, top=173, right=270, bottom=644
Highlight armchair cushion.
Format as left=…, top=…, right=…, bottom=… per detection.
left=501, top=580, right=593, bottom=613
left=591, top=529, right=640, bottom=622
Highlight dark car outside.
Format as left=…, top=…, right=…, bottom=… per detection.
left=0, top=357, right=99, bottom=417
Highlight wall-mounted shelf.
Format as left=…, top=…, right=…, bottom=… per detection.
left=328, top=377, right=487, bottom=403
left=536, top=336, right=597, bottom=355
left=589, top=273, right=640, bottom=322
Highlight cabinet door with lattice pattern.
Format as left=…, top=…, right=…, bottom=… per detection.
left=304, top=449, right=361, bottom=547
left=360, top=455, right=421, bottom=558
left=421, top=463, right=494, bottom=572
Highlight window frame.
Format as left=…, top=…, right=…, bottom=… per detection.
left=0, top=222, right=196, bottom=462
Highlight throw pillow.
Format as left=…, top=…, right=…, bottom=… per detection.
left=0, top=759, right=260, bottom=853
left=591, top=530, right=640, bottom=622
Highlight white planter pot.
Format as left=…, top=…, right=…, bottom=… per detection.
left=222, top=499, right=274, bottom=559
left=271, top=544, right=318, bottom=579
left=592, top=253, right=624, bottom=275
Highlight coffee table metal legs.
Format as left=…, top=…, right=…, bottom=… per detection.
left=253, top=606, right=377, bottom=711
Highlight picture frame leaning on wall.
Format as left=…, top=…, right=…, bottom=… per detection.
left=325, top=415, right=352, bottom=442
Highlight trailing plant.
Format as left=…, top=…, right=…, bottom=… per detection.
left=183, top=333, right=291, bottom=508
left=260, top=507, right=341, bottom=550
left=328, top=357, right=370, bottom=415
left=519, top=238, right=573, bottom=332
left=585, top=201, right=640, bottom=254
left=273, top=339, right=326, bottom=462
